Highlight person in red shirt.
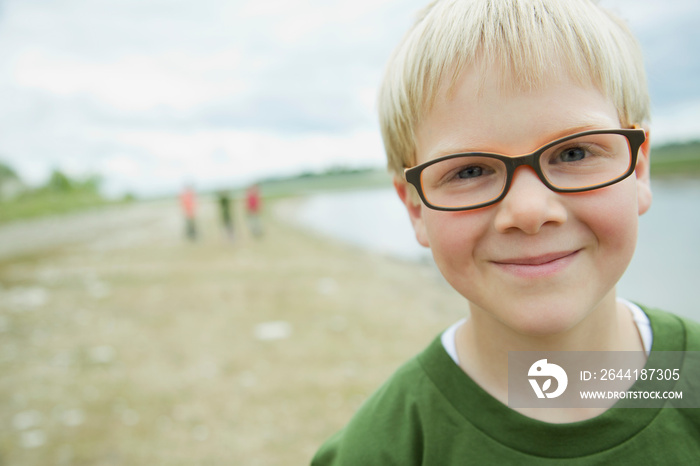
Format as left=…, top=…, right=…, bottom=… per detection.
left=180, top=185, right=197, bottom=241
left=245, top=184, right=263, bottom=238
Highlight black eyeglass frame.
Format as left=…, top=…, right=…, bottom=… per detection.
left=404, top=128, right=646, bottom=212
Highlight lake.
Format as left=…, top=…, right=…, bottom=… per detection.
left=284, top=178, right=700, bottom=322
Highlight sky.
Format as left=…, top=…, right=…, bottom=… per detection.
left=0, top=0, right=699, bottom=198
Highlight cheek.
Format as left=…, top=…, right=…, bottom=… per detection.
left=578, top=181, right=639, bottom=255
left=423, top=209, right=490, bottom=266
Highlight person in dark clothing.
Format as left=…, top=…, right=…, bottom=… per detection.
left=217, top=190, right=234, bottom=241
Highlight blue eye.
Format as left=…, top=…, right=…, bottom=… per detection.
left=458, top=166, right=484, bottom=179
left=559, top=148, right=586, bottom=162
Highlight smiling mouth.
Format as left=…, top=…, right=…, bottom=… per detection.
left=491, top=250, right=581, bottom=278
left=495, top=250, right=580, bottom=266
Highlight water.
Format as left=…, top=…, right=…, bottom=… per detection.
left=289, top=189, right=429, bottom=261
left=290, top=180, right=700, bottom=321
left=618, top=179, right=700, bottom=321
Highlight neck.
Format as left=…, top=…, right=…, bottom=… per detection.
left=454, top=291, right=644, bottom=420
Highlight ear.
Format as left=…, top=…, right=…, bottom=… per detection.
left=635, top=127, right=652, bottom=216
left=393, top=176, right=430, bottom=248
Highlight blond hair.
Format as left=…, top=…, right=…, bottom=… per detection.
left=378, top=0, right=650, bottom=175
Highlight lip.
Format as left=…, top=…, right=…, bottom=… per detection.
left=492, top=250, right=580, bottom=278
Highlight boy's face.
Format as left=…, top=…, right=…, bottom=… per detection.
left=396, top=65, right=652, bottom=336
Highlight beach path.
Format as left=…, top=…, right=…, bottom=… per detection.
left=0, top=198, right=464, bottom=465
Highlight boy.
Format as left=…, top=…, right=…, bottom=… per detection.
left=312, top=0, right=700, bottom=464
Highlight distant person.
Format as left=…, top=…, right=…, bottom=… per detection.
left=179, top=185, right=197, bottom=241
left=217, top=190, right=234, bottom=240
left=245, top=184, right=263, bottom=238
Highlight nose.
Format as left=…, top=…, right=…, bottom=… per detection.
left=493, top=166, right=567, bottom=234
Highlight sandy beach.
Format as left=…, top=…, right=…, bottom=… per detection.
left=0, top=198, right=467, bottom=465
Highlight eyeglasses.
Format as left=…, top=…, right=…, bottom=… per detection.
left=404, top=128, right=646, bottom=211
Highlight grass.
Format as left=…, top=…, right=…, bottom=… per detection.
left=257, top=169, right=393, bottom=200
left=0, top=190, right=115, bottom=225
left=1, top=169, right=391, bottom=226
left=650, top=140, right=700, bottom=177
left=650, top=157, right=700, bottom=176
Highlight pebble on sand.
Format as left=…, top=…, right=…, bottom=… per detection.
left=254, top=321, right=292, bottom=341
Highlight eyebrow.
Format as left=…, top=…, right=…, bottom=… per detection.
left=428, top=124, right=618, bottom=159
left=544, top=124, right=614, bottom=144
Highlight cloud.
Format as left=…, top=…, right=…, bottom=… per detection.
left=94, top=128, right=386, bottom=197
left=602, top=0, right=700, bottom=109
left=0, top=0, right=697, bottom=197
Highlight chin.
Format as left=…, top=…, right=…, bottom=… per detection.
left=496, top=303, right=589, bottom=338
